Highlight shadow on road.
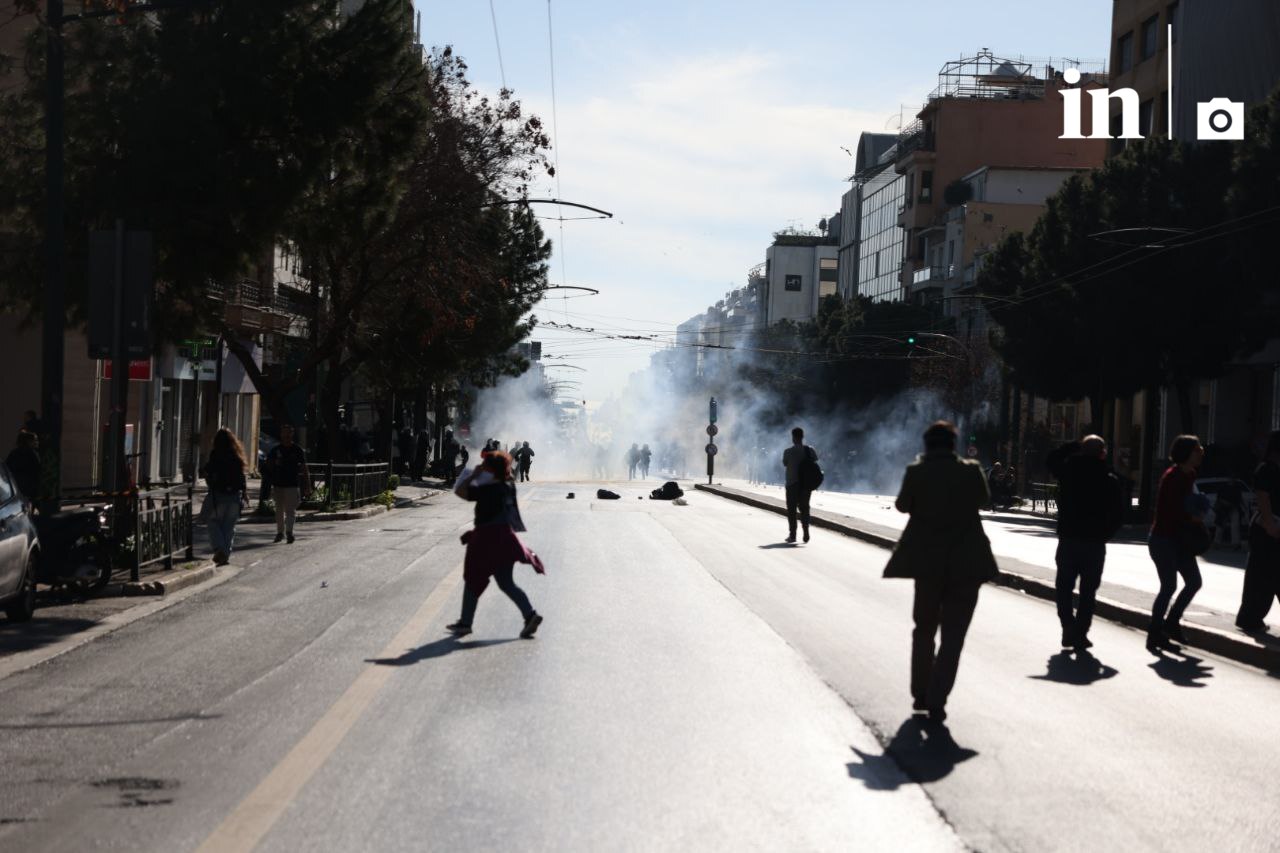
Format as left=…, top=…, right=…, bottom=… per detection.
left=1148, top=651, right=1214, bottom=687
left=367, top=636, right=519, bottom=666
left=757, top=543, right=798, bottom=550
left=0, top=713, right=222, bottom=730
left=0, top=616, right=100, bottom=655
left=1029, top=650, right=1119, bottom=685
left=846, top=718, right=978, bottom=789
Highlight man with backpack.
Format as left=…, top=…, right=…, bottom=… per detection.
left=1046, top=435, right=1125, bottom=651
left=782, top=426, right=821, bottom=543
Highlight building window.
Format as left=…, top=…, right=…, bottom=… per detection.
left=1139, top=98, right=1154, bottom=136
left=920, top=170, right=933, bottom=203
left=1140, top=15, right=1159, bottom=61
left=905, top=171, right=915, bottom=209
left=1116, top=31, right=1134, bottom=73
left=784, top=274, right=802, bottom=292
left=1168, top=1, right=1180, bottom=43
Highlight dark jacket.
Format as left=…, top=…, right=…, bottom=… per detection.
left=202, top=447, right=247, bottom=496
left=884, top=451, right=998, bottom=583
left=5, top=447, right=40, bottom=501
left=1046, top=444, right=1125, bottom=543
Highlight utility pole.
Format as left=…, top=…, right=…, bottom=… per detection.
left=40, top=0, right=66, bottom=507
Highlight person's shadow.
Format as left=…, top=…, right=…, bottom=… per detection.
left=366, top=636, right=517, bottom=666
left=846, top=717, right=978, bottom=790
left=1028, top=650, right=1119, bottom=685
left=1148, top=650, right=1214, bottom=687
left=758, top=542, right=799, bottom=550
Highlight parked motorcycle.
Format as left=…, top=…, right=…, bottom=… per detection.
left=32, top=505, right=114, bottom=594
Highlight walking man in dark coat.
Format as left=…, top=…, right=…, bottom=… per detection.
left=884, top=421, right=996, bottom=723
left=782, top=427, right=819, bottom=543
left=1046, top=435, right=1125, bottom=650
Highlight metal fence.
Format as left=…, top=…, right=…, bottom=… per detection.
left=317, top=463, right=390, bottom=509
left=133, top=484, right=195, bottom=580
left=1029, top=482, right=1059, bottom=516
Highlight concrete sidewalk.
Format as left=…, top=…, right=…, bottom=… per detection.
left=699, top=479, right=1280, bottom=673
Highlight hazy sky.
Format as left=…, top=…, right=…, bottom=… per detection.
left=413, top=0, right=1112, bottom=402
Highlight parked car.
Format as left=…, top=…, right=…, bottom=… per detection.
left=1195, top=477, right=1256, bottom=544
left=0, top=462, right=38, bottom=621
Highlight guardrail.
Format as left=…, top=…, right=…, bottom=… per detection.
left=60, top=483, right=194, bottom=581
left=1028, top=482, right=1058, bottom=516
left=316, top=463, right=390, bottom=509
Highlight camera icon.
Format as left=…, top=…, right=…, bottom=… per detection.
left=1196, top=98, right=1245, bottom=140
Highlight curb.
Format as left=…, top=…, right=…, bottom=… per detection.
left=695, top=483, right=1280, bottom=673
left=120, top=561, right=218, bottom=596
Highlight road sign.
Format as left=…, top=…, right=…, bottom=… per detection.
left=705, top=443, right=718, bottom=456
left=706, top=424, right=718, bottom=437
left=966, top=445, right=979, bottom=458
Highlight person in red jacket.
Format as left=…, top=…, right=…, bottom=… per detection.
left=1146, top=434, right=1206, bottom=652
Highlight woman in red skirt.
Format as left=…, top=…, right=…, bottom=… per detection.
left=447, top=451, right=544, bottom=638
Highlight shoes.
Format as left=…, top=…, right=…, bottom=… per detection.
left=1236, top=621, right=1268, bottom=635
left=213, top=550, right=228, bottom=566
left=1147, top=633, right=1178, bottom=654
left=274, top=533, right=284, bottom=543
left=446, top=621, right=472, bottom=636
left=803, top=529, right=810, bottom=543
left=286, top=534, right=295, bottom=544
left=1073, top=636, right=1094, bottom=651
left=520, top=613, right=543, bottom=639
left=1164, top=622, right=1188, bottom=644
left=1061, top=629, right=1074, bottom=649
left=785, top=535, right=797, bottom=544
left=912, top=698, right=928, bottom=715
left=928, top=707, right=947, bottom=723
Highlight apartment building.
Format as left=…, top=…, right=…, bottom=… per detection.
left=895, top=51, right=1108, bottom=306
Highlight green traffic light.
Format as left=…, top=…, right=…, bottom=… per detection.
left=907, top=336, right=916, bottom=345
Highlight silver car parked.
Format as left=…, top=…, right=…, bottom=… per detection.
left=0, top=462, right=38, bottom=621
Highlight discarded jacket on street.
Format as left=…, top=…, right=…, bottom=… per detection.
left=649, top=481, right=684, bottom=501
left=597, top=489, right=621, bottom=500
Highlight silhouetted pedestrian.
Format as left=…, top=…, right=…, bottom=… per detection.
left=447, top=451, right=544, bottom=638
left=1236, top=430, right=1280, bottom=633
left=639, top=444, right=652, bottom=479
left=884, top=421, right=996, bottom=723
left=1046, top=435, right=1125, bottom=651
left=782, top=427, right=819, bottom=543
left=1147, top=435, right=1207, bottom=652
left=265, top=424, right=309, bottom=544
left=514, top=441, right=535, bottom=482
left=626, top=444, right=640, bottom=480
left=201, top=428, right=249, bottom=566
left=6, top=430, right=40, bottom=503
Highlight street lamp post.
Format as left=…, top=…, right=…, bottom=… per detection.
left=40, top=0, right=66, bottom=505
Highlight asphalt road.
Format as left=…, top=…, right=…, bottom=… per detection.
left=0, top=480, right=1276, bottom=852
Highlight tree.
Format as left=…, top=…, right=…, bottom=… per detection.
left=977, top=138, right=1272, bottom=433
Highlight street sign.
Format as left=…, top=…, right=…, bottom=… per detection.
left=706, top=424, right=718, bottom=437
left=705, top=443, right=718, bottom=456
left=103, top=358, right=152, bottom=381
left=967, top=445, right=979, bottom=458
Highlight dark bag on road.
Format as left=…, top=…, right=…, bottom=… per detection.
left=597, top=489, right=621, bottom=500
left=649, top=481, right=684, bottom=501
left=799, top=450, right=824, bottom=491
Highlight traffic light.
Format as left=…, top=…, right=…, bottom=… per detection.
left=906, top=335, right=917, bottom=345
left=709, top=397, right=718, bottom=424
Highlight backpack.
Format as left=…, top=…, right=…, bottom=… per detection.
left=650, top=481, right=684, bottom=501
left=799, top=447, right=824, bottom=491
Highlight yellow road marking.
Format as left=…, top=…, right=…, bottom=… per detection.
left=196, top=565, right=463, bottom=853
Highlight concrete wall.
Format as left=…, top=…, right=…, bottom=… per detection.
left=972, top=169, right=1080, bottom=205
left=764, top=244, right=838, bottom=326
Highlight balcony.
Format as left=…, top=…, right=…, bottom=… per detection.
left=911, top=264, right=954, bottom=286
left=207, top=279, right=298, bottom=334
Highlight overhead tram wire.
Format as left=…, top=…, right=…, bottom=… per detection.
left=488, top=0, right=507, bottom=90
left=545, top=0, right=570, bottom=320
